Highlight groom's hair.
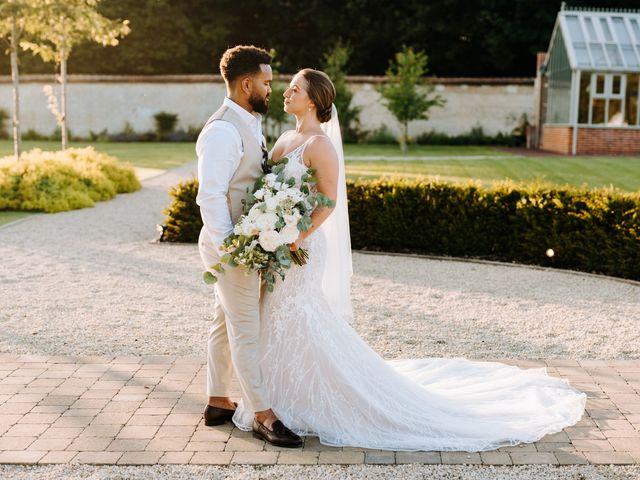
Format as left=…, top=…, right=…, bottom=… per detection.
left=219, top=45, right=272, bottom=84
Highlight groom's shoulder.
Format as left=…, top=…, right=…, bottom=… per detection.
left=196, top=118, right=241, bottom=153
left=201, top=117, right=236, bottom=135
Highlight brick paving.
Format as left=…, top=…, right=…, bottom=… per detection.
left=0, top=355, right=639, bottom=466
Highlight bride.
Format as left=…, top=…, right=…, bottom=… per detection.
left=233, top=68, right=586, bottom=451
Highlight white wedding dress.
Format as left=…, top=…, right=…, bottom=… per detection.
left=233, top=140, right=586, bottom=452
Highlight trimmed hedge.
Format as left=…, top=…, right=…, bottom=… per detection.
left=0, top=147, right=141, bottom=213
left=161, top=178, right=640, bottom=281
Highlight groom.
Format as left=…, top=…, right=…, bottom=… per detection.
left=196, top=45, right=302, bottom=448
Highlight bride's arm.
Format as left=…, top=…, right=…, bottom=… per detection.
left=290, top=136, right=339, bottom=251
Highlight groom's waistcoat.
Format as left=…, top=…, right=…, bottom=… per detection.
left=205, top=106, right=263, bottom=224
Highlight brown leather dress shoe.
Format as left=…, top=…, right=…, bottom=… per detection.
left=203, top=402, right=237, bottom=426
left=252, top=419, right=303, bottom=448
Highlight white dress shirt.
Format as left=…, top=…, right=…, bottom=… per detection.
left=196, top=98, right=264, bottom=250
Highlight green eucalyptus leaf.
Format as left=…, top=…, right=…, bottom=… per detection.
left=203, top=271, right=217, bottom=284
left=212, top=263, right=224, bottom=274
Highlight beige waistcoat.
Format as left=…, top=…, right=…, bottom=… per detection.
left=205, top=105, right=264, bottom=225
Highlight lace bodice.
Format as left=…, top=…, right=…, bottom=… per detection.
left=278, top=138, right=313, bottom=188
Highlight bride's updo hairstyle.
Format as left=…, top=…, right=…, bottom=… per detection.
left=299, top=69, right=336, bottom=123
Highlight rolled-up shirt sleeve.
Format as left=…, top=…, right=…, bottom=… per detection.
left=196, top=121, right=242, bottom=251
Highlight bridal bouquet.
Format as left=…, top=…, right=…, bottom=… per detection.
left=203, top=155, right=335, bottom=292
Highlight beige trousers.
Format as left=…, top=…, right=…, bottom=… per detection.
left=198, top=228, right=269, bottom=412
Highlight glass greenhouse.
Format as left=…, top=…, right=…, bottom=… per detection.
left=539, top=4, right=640, bottom=154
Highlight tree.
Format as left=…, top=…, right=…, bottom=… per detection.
left=263, top=49, right=287, bottom=145
left=322, top=41, right=361, bottom=143
left=21, top=0, right=130, bottom=149
left=0, top=0, right=38, bottom=159
left=378, top=46, right=445, bottom=154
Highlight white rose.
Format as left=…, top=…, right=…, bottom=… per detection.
left=286, top=188, right=304, bottom=202
left=283, top=212, right=301, bottom=226
left=280, top=224, right=300, bottom=244
left=258, top=230, right=282, bottom=252
left=253, top=188, right=265, bottom=200
left=263, top=174, right=277, bottom=186
left=241, top=220, right=259, bottom=236
left=265, top=196, right=280, bottom=212
left=234, top=218, right=258, bottom=236
left=248, top=205, right=262, bottom=220
left=255, top=212, right=278, bottom=231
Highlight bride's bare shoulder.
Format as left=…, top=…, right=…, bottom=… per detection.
left=270, top=130, right=296, bottom=158
left=304, top=134, right=337, bottom=167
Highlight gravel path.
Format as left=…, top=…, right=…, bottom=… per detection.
left=2, top=464, right=640, bottom=480
left=0, top=161, right=638, bottom=360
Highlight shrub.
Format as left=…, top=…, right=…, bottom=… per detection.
left=0, top=147, right=141, bottom=213
left=160, top=178, right=640, bottom=281
left=153, top=112, right=179, bottom=141
left=0, top=108, right=9, bottom=139
left=362, top=125, right=397, bottom=145
left=414, top=126, right=525, bottom=147
left=162, top=179, right=202, bottom=242
left=347, top=179, right=640, bottom=280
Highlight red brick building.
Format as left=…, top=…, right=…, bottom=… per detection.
left=534, top=4, right=640, bottom=155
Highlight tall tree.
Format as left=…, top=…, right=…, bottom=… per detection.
left=262, top=50, right=288, bottom=144
left=21, top=0, right=129, bottom=149
left=378, top=46, right=444, bottom=154
left=0, top=0, right=37, bottom=159
left=322, top=41, right=361, bottom=143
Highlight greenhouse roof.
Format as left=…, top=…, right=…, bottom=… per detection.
left=550, top=4, right=640, bottom=72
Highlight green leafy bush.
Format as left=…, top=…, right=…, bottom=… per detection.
left=414, top=126, right=525, bottom=147
left=0, top=108, right=9, bottom=139
left=0, top=147, right=141, bottom=213
left=362, top=125, right=398, bottom=145
left=161, top=178, right=640, bottom=280
left=153, top=112, right=179, bottom=141
left=162, top=179, right=202, bottom=242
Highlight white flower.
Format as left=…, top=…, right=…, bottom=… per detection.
left=285, top=188, right=304, bottom=202
left=234, top=218, right=258, bottom=236
left=254, top=188, right=266, bottom=200
left=258, top=230, right=282, bottom=252
left=248, top=205, right=263, bottom=220
left=265, top=196, right=280, bottom=212
left=255, top=212, right=278, bottom=231
left=280, top=224, right=299, bottom=244
left=263, top=174, right=277, bottom=186
left=283, top=212, right=301, bottom=226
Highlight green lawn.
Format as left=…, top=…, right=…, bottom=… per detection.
left=346, top=156, right=640, bottom=191
left=342, top=144, right=512, bottom=157
left=0, top=141, right=197, bottom=170
left=0, top=141, right=505, bottom=167
left=1, top=140, right=638, bottom=227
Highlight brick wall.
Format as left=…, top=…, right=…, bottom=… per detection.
left=576, top=128, right=640, bottom=155
left=541, top=125, right=640, bottom=154
left=541, top=125, right=572, bottom=153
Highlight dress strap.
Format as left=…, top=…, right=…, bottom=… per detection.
left=299, top=135, right=321, bottom=159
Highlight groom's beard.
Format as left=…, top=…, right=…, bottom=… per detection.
left=249, top=92, right=269, bottom=114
